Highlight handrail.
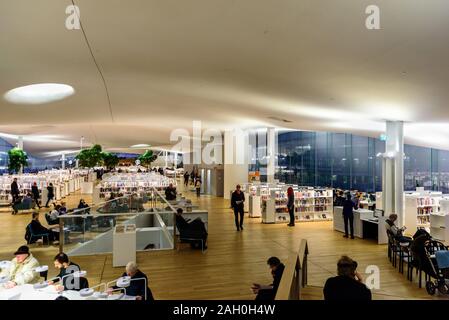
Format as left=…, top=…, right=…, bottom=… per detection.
left=275, top=239, right=309, bottom=300
left=58, top=187, right=178, bottom=252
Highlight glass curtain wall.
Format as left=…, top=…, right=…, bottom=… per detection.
left=275, top=131, right=449, bottom=193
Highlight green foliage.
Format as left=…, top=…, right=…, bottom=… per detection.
left=101, top=152, right=119, bottom=169
left=8, top=148, right=28, bottom=173
left=75, top=144, right=104, bottom=168
left=138, top=150, right=158, bottom=167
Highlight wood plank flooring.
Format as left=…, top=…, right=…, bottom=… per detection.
left=0, top=185, right=447, bottom=300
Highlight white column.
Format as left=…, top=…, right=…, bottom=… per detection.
left=18, top=136, right=24, bottom=174
left=61, top=154, right=66, bottom=169
left=17, top=136, right=23, bottom=150
left=223, top=129, right=249, bottom=199
left=164, top=151, right=168, bottom=168
left=266, top=127, right=277, bottom=184
left=382, top=121, right=404, bottom=226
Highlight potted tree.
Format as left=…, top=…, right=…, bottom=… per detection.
left=8, top=147, right=28, bottom=174
left=138, top=150, right=158, bottom=170
left=101, top=152, right=119, bottom=171
left=76, top=144, right=104, bottom=194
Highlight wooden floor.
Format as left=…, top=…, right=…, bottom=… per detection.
left=0, top=185, right=447, bottom=300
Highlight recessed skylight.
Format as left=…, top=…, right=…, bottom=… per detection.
left=4, top=83, right=75, bottom=104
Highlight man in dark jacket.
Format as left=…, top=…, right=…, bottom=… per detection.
left=165, top=183, right=177, bottom=201
left=31, top=182, right=41, bottom=209
left=231, top=185, right=245, bottom=231
left=113, top=262, right=154, bottom=301
left=49, top=252, right=88, bottom=291
left=342, top=193, right=357, bottom=239
left=252, top=257, right=285, bottom=301
left=45, top=183, right=55, bottom=208
left=323, top=256, right=372, bottom=301
left=175, top=208, right=208, bottom=249
left=11, top=178, right=20, bottom=204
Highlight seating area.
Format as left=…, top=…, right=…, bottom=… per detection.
left=387, top=229, right=449, bottom=295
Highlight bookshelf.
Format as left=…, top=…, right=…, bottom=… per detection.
left=430, top=198, right=449, bottom=242
left=262, top=187, right=333, bottom=223
left=404, top=193, right=442, bottom=232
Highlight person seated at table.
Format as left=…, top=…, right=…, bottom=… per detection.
left=48, top=252, right=88, bottom=291
left=385, top=214, right=412, bottom=244
left=323, top=256, right=372, bottom=301
left=26, top=212, right=59, bottom=245
left=251, top=257, right=285, bottom=301
left=47, top=204, right=62, bottom=223
left=165, top=183, right=177, bottom=201
left=77, top=199, right=90, bottom=213
left=0, top=245, right=40, bottom=288
left=22, top=193, right=33, bottom=208
left=175, top=208, right=208, bottom=250
left=11, top=196, right=23, bottom=215
left=109, top=262, right=154, bottom=301
left=59, top=202, right=68, bottom=215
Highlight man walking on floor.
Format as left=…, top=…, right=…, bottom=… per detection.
left=231, top=184, right=245, bottom=231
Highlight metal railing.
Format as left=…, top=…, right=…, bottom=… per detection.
left=275, top=239, right=309, bottom=300
left=57, top=188, right=177, bottom=255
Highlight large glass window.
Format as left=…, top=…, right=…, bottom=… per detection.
left=404, top=145, right=432, bottom=190
left=274, top=130, right=449, bottom=192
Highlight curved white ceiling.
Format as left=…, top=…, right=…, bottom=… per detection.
left=1, top=0, right=449, bottom=156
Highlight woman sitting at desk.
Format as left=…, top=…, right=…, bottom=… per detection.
left=385, top=214, right=412, bottom=243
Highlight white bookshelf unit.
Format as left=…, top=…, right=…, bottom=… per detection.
left=404, top=192, right=442, bottom=233
left=430, top=198, right=449, bottom=242
left=262, top=187, right=333, bottom=223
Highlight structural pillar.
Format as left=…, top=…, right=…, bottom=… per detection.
left=223, top=129, right=249, bottom=200
left=164, top=151, right=168, bottom=168
left=18, top=136, right=24, bottom=174
left=266, top=127, right=277, bottom=184
left=61, top=153, right=66, bottom=169
left=382, top=121, right=404, bottom=226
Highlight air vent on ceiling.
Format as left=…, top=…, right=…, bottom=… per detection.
left=267, top=116, right=293, bottom=123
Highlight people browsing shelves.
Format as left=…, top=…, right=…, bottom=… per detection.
left=323, top=256, right=372, bottom=301
left=251, top=257, right=285, bottom=301
left=287, top=187, right=295, bottom=227
left=31, top=182, right=41, bottom=209
left=342, top=193, right=357, bottom=239
left=231, top=184, right=245, bottom=231
left=45, top=183, right=55, bottom=208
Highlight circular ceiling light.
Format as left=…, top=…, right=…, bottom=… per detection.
left=4, top=83, right=75, bottom=104
left=130, top=144, right=151, bottom=148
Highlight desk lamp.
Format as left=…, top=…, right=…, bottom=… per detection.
left=0, top=260, right=12, bottom=270
left=79, top=284, right=125, bottom=300
left=33, top=268, right=86, bottom=290
left=108, top=276, right=147, bottom=301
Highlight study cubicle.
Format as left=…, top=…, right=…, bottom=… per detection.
left=333, top=207, right=388, bottom=244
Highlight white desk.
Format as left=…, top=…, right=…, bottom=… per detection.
left=0, top=284, right=135, bottom=300
left=333, top=207, right=387, bottom=244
